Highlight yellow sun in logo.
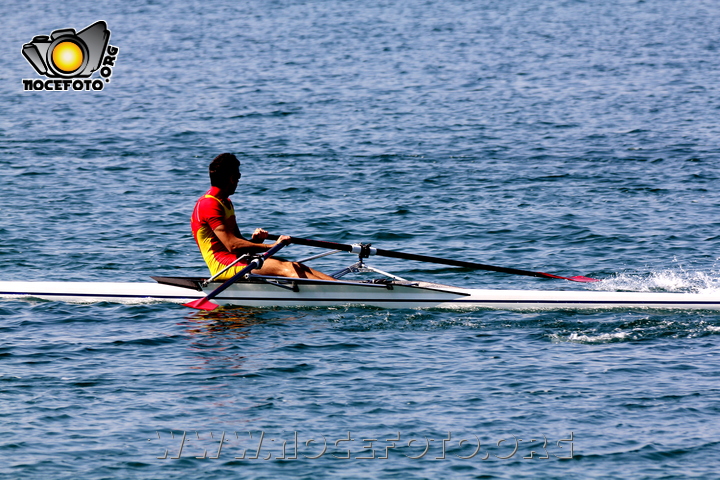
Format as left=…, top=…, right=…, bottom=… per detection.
left=52, top=41, right=84, bottom=73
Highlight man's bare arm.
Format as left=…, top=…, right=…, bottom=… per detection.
left=213, top=225, right=289, bottom=253
left=213, top=224, right=271, bottom=253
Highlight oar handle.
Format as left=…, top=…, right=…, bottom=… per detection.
left=267, top=234, right=354, bottom=252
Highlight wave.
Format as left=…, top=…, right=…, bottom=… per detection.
left=592, top=266, right=720, bottom=294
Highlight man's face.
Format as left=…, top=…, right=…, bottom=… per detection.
left=227, top=169, right=241, bottom=195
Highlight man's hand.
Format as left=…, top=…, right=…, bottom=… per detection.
left=251, top=228, right=268, bottom=242
left=276, top=235, right=292, bottom=245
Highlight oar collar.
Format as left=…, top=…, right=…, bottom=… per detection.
left=351, top=243, right=377, bottom=259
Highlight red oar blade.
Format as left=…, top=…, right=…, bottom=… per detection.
left=183, top=297, right=221, bottom=311
left=566, top=275, right=601, bottom=283
left=537, top=272, right=601, bottom=283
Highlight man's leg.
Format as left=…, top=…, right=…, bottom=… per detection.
left=253, top=258, right=336, bottom=281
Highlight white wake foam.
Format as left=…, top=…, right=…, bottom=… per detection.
left=592, top=265, right=720, bottom=294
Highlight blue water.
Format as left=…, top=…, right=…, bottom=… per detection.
left=2, top=1, right=720, bottom=478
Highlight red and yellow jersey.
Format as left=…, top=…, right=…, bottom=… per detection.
left=191, top=187, right=247, bottom=277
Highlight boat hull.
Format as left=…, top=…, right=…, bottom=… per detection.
left=0, top=281, right=201, bottom=304
left=1, top=279, right=720, bottom=311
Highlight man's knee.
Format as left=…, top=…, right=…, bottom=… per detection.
left=260, top=258, right=294, bottom=276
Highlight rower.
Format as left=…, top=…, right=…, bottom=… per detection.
left=190, top=153, right=336, bottom=281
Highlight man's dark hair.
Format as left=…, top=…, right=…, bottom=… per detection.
left=209, top=153, right=240, bottom=188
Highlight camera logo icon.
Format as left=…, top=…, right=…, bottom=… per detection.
left=23, top=21, right=110, bottom=78
left=22, top=21, right=119, bottom=91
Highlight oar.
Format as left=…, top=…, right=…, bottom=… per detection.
left=184, top=243, right=286, bottom=311
left=267, top=234, right=599, bottom=283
